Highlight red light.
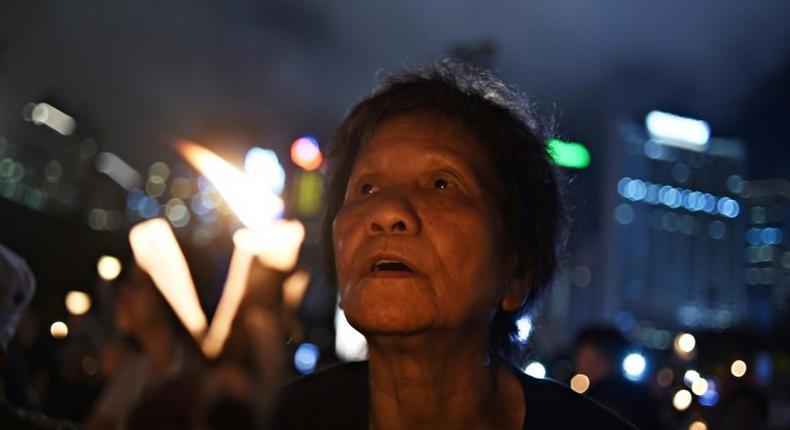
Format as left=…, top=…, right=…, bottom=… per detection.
left=290, top=137, right=322, bottom=171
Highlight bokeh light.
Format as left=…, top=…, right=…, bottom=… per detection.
left=622, top=352, right=647, bottom=381
left=684, top=369, right=701, bottom=387
left=730, top=359, right=747, bottom=377
left=689, top=421, right=707, bottom=430
left=524, top=361, right=546, bottom=379
left=294, top=343, right=320, bottom=374
left=97, top=255, right=122, bottom=281
left=65, top=291, right=91, bottom=315
left=691, top=377, right=709, bottom=396
left=656, top=367, right=673, bottom=387
left=50, top=321, right=68, bottom=339
left=515, top=315, right=533, bottom=342
left=244, top=147, right=285, bottom=195
left=672, top=389, right=693, bottom=411
left=675, top=332, right=696, bottom=355
left=290, top=136, right=322, bottom=171
left=570, top=373, right=590, bottom=394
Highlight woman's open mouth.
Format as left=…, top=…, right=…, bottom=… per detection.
left=367, top=259, right=416, bottom=277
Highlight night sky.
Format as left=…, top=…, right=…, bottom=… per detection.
left=1, top=0, right=789, bottom=307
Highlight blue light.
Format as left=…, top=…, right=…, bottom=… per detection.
left=294, top=343, right=320, bottom=374
left=699, top=379, right=719, bottom=407
left=622, top=353, right=647, bottom=381
left=699, top=389, right=719, bottom=407
left=762, top=228, right=782, bottom=245
left=747, top=228, right=761, bottom=245
left=702, top=194, right=717, bottom=213
left=645, top=184, right=659, bottom=204
left=244, top=147, right=285, bottom=195
left=618, top=177, right=633, bottom=199
left=717, top=197, right=740, bottom=218
left=126, top=188, right=145, bottom=210
left=515, top=315, right=533, bottom=342
left=138, top=197, right=160, bottom=218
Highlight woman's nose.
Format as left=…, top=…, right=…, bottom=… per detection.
left=366, top=192, right=421, bottom=236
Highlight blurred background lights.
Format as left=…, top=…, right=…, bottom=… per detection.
left=730, top=359, right=747, bottom=377
left=95, top=152, right=142, bottom=190
left=690, top=377, right=709, bottom=396
left=622, top=352, right=647, bottom=381
left=547, top=139, right=590, bottom=169
left=165, top=198, right=190, bottom=227
left=675, top=332, right=696, bottom=354
left=97, top=255, right=122, bottom=281
left=30, top=102, right=76, bottom=136
left=698, top=379, right=719, bottom=407
left=515, top=315, right=533, bottom=342
left=65, top=291, right=91, bottom=315
left=656, top=368, right=673, bottom=387
left=524, top=361, right=546, bottom=379
left=645, top=110, right=710, bottom=147
left=244, top=147, right=285, bottom=194
left=294, top=342, right=320, bottom=374
left=148, top=161, right=170, bottom=181
left=672, top=389, right=693, bottom=411
left=689, top=421, right=707, bottom=430
left=294, top=171, right=324, bottom=216
left=290, top=136, right=322, bottom=171
left=569, top=374, right=590, bottom=394
left=684, top=369, right=701, bottom=387
left=50, top=321, right=68, bottom=339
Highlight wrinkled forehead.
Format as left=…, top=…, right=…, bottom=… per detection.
left=353, top=113, right=502, bottom=186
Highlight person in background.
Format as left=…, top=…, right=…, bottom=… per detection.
left=85, top=263, right=204, bottom=430
left=573, top=326, right=662, bottom=430
left=0, top=243, right=79, bottom=429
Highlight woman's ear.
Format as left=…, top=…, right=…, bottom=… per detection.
left=500, top=277, right=530, bottom=313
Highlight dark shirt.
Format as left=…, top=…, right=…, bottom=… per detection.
left=271, top=361, right=636, bottom=429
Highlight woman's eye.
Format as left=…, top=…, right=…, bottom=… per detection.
left=433, top=178, right=449, bottom=190
left=360, top=183, right=374, bottom=194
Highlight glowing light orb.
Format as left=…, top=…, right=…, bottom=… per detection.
left=524, top=361, right=546, bottom=379
left=672, top=389, right=692, bottom=411
left=674, top=332, right=696, bottom=355
left=97, top=255, right=122, bottom=281
left=622, top=353, right=647, bottom=381
left=65, top=291, right=91, bottom=315
left=691, top=377, right=709, bottom=396
left=570, top=374, right=590, bottom=394
left=290, top=137, right=322, bottom=171
left=50, top=321, right=68, bottom=339
left=294, top=343, right=320, bottom=374
left=730, top=360, right=747, bottom=377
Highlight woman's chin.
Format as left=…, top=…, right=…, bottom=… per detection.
left=342, top=294, right=438, bottom=337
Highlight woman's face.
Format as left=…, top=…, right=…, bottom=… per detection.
left=333, top=114, right=523, bottom=339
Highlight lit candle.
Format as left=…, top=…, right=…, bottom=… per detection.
left=177, top=140, right=305, bottom=358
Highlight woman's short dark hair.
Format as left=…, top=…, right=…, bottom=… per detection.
left=321, top=60, right=568, bottom=365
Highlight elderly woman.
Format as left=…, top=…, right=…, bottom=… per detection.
left=272, top=62, right=632, bottom=429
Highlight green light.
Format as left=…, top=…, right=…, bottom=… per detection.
left=548, top=139, right=590, bottom=169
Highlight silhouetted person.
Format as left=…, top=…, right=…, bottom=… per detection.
left=574, top=326, right=663, bottom=430
left=0, top=243, right=79, bottom=429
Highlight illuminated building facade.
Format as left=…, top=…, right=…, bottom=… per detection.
left=600, top=117, right=747, bottom=333
left=739, top=179, right=790, bottom=329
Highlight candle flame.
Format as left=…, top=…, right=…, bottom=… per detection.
left=129, top=219, right=208, bottom=341
left=177, top=140, right=284, bottom=230
left=201, top=221, right=305, bottom=358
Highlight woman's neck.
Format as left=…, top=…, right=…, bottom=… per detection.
left=366, top=333, right=524, bottom=430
